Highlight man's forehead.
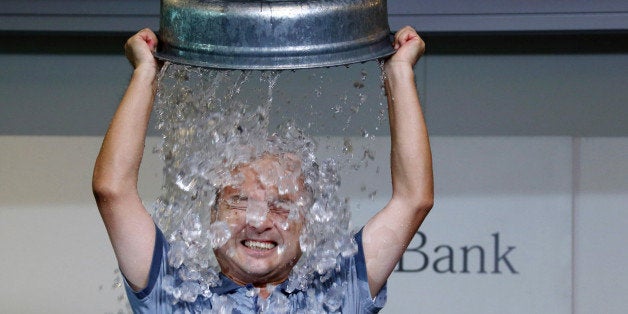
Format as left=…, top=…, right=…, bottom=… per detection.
left=219, top=153, right=309, bottom=198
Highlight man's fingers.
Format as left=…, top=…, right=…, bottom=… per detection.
left=137, top=28, right=158, bottom=51
left=394, top=26, right=419, bottom=48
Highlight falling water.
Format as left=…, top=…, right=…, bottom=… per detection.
left=148, top=61, right=387, bottom=311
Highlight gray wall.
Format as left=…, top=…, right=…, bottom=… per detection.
left=2, top=1, right=628, bottom=137
left=2, top=40, right=628, bottom=137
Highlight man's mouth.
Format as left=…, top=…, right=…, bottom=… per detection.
left=243, top=240, right=277, bottom=250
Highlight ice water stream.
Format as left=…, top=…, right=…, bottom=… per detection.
left=142, top=61, right=387, bottom=312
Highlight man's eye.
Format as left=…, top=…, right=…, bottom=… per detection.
left=271, top=203, right=292, bottom=215
left=227, top=196, right=248, bottom=209
left=233, top=195, right=248, bottom=202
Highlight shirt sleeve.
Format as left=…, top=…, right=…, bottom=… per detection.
left=123, top=225, right=169, bottom=312
left=354, top=229, right=388, bottom=312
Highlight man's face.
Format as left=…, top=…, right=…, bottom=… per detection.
left=213, top=154, right=309, bottom=286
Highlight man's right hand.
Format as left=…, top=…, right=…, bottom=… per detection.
left=124, top=28, right=159, bottom=75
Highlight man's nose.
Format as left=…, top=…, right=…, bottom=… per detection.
left=245, top=200, right=273, bottom=230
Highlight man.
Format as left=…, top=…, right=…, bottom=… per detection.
left=93, top=26, right=433, bottom=312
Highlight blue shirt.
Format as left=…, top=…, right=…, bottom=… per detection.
left=124, top=227, right=387, bottom=313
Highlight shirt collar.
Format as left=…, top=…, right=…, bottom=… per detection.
left=210, top=273, right=244, bottom=295
left=211, top=273, right=298, bottom=296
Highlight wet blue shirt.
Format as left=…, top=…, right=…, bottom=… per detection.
left=124, top=227, right=387, bottom=313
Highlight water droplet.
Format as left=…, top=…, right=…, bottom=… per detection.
left=342, top=138, right=353, bottom=154
left=360, top=128, right=369, bottom=138
left=353, top=81, right=364, bottom=89
left=277, top=244, right=286, bottom=255
left=112, top=278, right=122, bottom=289
left=208, top=221, right=231, bottom=248
left=324, top=282, right=344, bottom=312
left=368, top=190, right=377, bottom=200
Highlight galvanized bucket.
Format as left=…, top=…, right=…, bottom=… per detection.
left=155, top=0, right=394, bottom=70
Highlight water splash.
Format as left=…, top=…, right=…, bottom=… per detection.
left=149, top=61, right=386, bottom=311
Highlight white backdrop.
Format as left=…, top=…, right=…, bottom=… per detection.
left=333, top=137, right=572, bottom=313
left=0, top=136, right=625, bottom=313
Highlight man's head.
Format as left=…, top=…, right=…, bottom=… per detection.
left=212, top=153, right=311, bottom=287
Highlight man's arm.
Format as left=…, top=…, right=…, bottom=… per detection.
left=362, top=26, right=434, bottom=297
left=92, top=29, right=160, bottom=291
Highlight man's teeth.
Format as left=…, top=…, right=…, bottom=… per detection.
left=244, top=240, right=276, bottom=250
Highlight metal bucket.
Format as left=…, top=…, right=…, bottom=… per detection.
left=155, top=0, right=394, bottom=70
